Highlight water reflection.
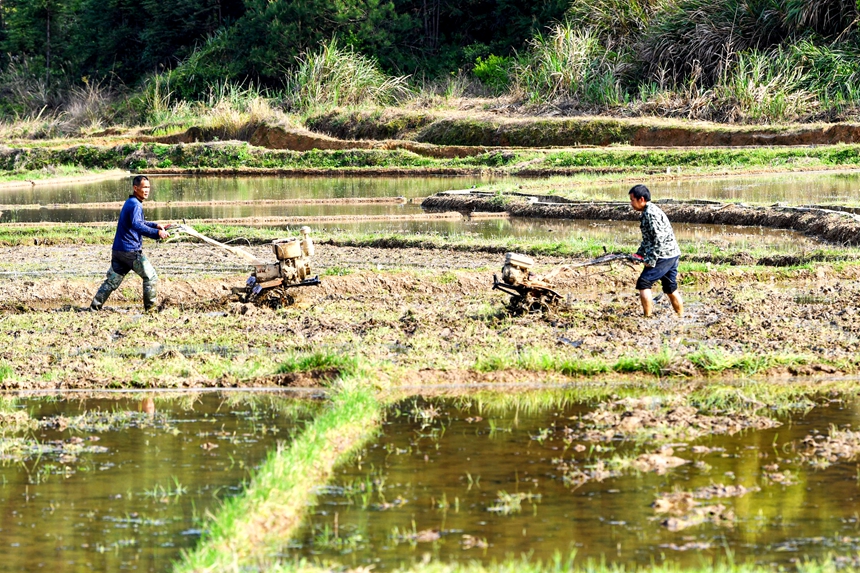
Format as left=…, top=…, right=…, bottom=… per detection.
left=0, top=392, right=318, bottom=572
left=1, top=202, right=426, bottom=223
left=0, top=175, right=484, bottom=209
left=295, top=217, right=813, bottom=246
left=0, top=173, right=837, bottom=246
left=287, top=395, right=860, bottom=570
left=579, top=171, right=860, bottom=204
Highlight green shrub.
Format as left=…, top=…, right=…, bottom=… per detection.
left=473, top=55, right=513, bottom=95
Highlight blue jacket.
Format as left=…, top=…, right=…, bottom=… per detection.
left=112, top=196, right=160, bottom=252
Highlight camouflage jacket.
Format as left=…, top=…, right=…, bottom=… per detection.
left=636, top=202, right=681, bottom=266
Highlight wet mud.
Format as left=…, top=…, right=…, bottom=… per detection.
left=564, top=399, right=781, bottom=443
left=0, top=236, right=857, bottom=390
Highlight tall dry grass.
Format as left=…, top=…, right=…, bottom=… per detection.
left=565, top=0, right=667, bottom=44
left=511, top=24, right=625, bottom=105
left=139, top=76, right=287, bottom=137
left=637, top=0, right=786, bottom=86
left=783, top=0, right=859, bottom=37
left=285, top=38, right=411, bottom=112
left=63, top=80, right=117, bottom=132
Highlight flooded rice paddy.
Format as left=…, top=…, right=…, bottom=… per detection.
left=0, top=392, right=319, bottom=572
left=582, top=171, right=860, bottom=205
left=288, top=395, right=860, bottom=570
left=0, top=174, right=821, bottom=245
left=0, top=176, right=484, bottom=224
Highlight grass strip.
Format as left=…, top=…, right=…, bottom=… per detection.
left=262, top=552, right=847, bottom=573
left=6, top=142, right=860, bottom=177
left=473, top=347, right=857, bottom=379
left=174, top=377, right=383, bottom=572
left=4, top=224, right=860, bottom=272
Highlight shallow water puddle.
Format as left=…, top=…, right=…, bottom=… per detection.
left=288, top=395, right=860, bottom=569
left=0, top=392, right=318, bottom=572
left=0, top=176, right=484, bottom=224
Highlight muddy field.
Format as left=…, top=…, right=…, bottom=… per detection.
left=0, top=240, right=857, bottom=391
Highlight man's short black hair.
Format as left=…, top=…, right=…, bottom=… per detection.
left=629, top=184, right=650, bottom=202
left=132, top=175, right=149, bottom=187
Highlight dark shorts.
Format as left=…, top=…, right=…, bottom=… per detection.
left=111, top=250, right=143, bottom=275
left=636, top=256, right=679, bottom=294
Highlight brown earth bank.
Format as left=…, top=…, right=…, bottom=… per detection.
left=146, top=120, right=860, bottom=150
left=144, top=124, right=491, bottom=159
left=0, top=241, right=857, bottom=391
left=305, top=111, right=860, bottom=148
left=53, top=112, right=860, bottom=153
left=423, top=193, right=860, bottom=246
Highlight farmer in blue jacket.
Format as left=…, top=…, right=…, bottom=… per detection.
left=90, top=175, right=169, bottom=312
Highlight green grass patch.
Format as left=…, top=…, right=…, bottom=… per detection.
left=473, top=345, right=849, bottom=381
left=0, top=362, right=15, bottom=382
left=277, top=351, right=359, bottom=379
left=175, top=378, right=383, bottom=572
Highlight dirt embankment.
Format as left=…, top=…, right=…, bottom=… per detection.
left=423, top=193, right=860, bottom=246
left=306, top=110, right=860, bottom=147
left=97, top=110, right=860, bottom=155
left=146, top=124, right=490, bottom=159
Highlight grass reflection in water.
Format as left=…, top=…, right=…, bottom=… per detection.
left=288, top=393, right=860, bottom=571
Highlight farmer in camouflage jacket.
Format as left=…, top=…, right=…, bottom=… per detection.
left=628, top=184, right=684, bottom=318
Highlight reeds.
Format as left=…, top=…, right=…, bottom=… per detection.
left=286, top=38, right=411, bottom=112
left=512, top=24, right=625, bottom=105
left=714, top=50, right=815, bottom=122
left=712, top=40, right=860, bottom=121
left=509, top=0, right=860, bottom=121
left=565, top=0, right=665, bottom=43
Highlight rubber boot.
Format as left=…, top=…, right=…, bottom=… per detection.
left=143, top=281, right=158, bottom=313
left=91, top=268, right=125, bottom=310
left=134, top=254, right=159, bottom=312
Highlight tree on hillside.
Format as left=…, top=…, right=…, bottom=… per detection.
left=224, top=0, right=409, bottom=80
left=392, top=0, right=568, bottom=73
left=1, top=0, right=80, bottom=83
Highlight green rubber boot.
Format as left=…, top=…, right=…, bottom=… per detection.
left=91, top=268, right=125, bottom=310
